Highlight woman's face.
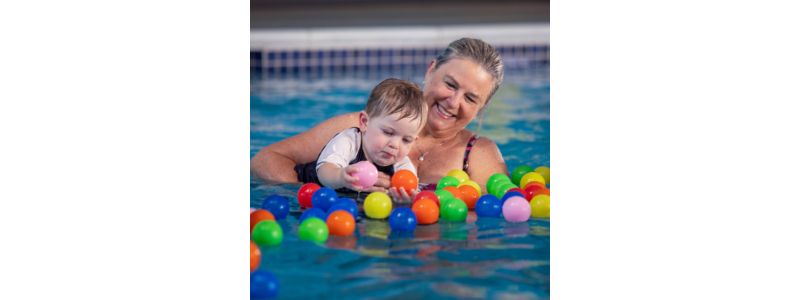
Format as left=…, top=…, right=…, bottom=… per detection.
left=422, top=58, right=495, bottom=134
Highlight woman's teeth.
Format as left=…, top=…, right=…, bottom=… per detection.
left=436, top=103, right=455, bottom=118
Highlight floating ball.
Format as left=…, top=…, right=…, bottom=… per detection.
left=364, top=192, right=392, bottom=219
left=523, top=182, right=549, bottom=200
left=519, top=172, right=546, bottom=190
left=501, top=190, right=526, bottom=205
left=328, top=198, right=358, bottom=218
left=502, top=196, right=531, bottom=223
left=475, top=195, right=502, bottom=218
left=250, top=209, right=275, bottom=232
left=434, top=189, right=455, bottom=207
left=534, top=166, right=550, bottom=185
left=326, top=210, right=356, bottom=236
left=388, top=207, right=417, bottom=231
left=446, top=169, right=470, bottom=183
left=311, top=187, right=338, bottom=212
left=299, top=208, right=327, bottom=223
left=492, top=182, right=517, bottom=199
left=250, top=270, right=279, bottom=299
left=442, top=186, right=462, bottom=200
left=486, top=173, right=512, bottom=195
left=250, top=241, right=260, bottom=272
left=530, top=194, right=550, bottom=218
left=458, top=180, right=482, bottom=194
left=436, top=176, right=460, bottom=190
left=251, top=220, right=283, bottom=246
left=511, top=165, right=534, bottom=186
left=298, top=218, right=329, bottom=243
left=413, top=190, right=439, bottom=206
left=391, top=169, right=418, bottom=194
left=412, top=199, right=439, bottom=225
left=351, top=161, right=378, bottom=189
left=261, top=195, right=290, bottom=220
left=296, top=183, right=320, bottom=209
left=458, top=185, right=480, bottom=210
left=440, top=198, right=468, bottom=222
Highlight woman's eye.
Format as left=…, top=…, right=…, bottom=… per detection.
left=466, top=96, right=476, bottom=104
left=446, top=82, right=456, bottom=89
left=403, top=138, right=412, bottom=144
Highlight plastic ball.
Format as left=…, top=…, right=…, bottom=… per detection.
left=534, top=166, right=550, bottom=185
left=388, top=207, right=417, bottom=231
left=520, top=172, right=546, bottom=190
left=250, top=241, right=261, bottom=272
left=412, top=199, right=439, bottom=225
left=326, top=210, right=356, bottom=236
left=298, top=218, right=329, bottom=243
left=391, top=169, right=418, bottom=194
left=261, top=195, right=290, bottom=220
left=364, top=192, right=392, bottom=219
left=457, top=185, right=480, bottom=210
left=523, top=182, right=549, bottom=200
left=511, top=165, right=534, bottom=186
left=475, top=195, right=502, bottom=218
left=413, top=190, right=439, bottom=206
left=436, top=176, right=460, bottom=190
left=458, top=180, right=482, bottom=194
left=298, top=208, right=327, bottom=223
left=502, top=196, right=531, bottom=223
left=250, top=209, right=275, bottom=232
left=492, top=182, right=517, bottom=199
left=530, top=194, right=550, bottom=218
left=250, top=270, right=279, bottom=299
left=311, top=187, right=338, bottom=212
left=434, top=189, right=455, bottom=207
left=351, top=161, right=378, bottom=189
left=501, top=190, right=526, bottom=204
left=251, top=220, right=283, bottom=246
left=440, top=198, right=468, bottom=222
left=486, top=173, right=512, bottom=195
left=442, top=186, right=462, bottom=200
left=328, top=198, right=358, bottom=218
left=446, top=169, right=470, bottom=183
left=296, top=183, right=320, bottom=209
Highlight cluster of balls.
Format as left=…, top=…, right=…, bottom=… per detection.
left=477, top=165, right=551, bottom=222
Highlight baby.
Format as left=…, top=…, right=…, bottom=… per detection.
left=294, top=78, right=427, bottom=203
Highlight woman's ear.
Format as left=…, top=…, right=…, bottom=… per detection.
left=358, top=111, right=369, bottom=132
left=423, top=59, right=436, bottom=84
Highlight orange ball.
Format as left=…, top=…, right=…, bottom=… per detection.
left=442, top=186, right=462, bottom=200
left=391, top=169, right=418, bottom=194
left=250, top=240, right=260, bottom=272
left=458, top=185, right=480, bottom=210
left=250, top=209, right=275, bottom=232
left=326, top=210, right=356, bottom=236
left=412, top=199, right=439, bottom=225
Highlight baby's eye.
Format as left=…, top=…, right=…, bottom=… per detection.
left=382, top=129, right=393, bottom=136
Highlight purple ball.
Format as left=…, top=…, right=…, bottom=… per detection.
left=502, top=196, right=531, bottom=223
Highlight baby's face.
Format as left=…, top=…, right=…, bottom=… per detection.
left=361, top=112, right=423, bottom=167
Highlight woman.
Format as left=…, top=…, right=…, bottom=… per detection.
left=251, top=38, right=507, bottom=193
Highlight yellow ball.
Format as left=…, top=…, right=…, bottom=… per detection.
left=530, top=195, right=550, bottom=218
left=364, top=192, right=392, bottom=219
left=520, top=172, right=546, bottom=189
left=534, top=166, right=550, bottom=185
left=457, top=180, right=482, bottom=194
left=446, top=169, right=470, bottom=183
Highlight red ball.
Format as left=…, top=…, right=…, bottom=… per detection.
left=413, top=190, right=439, bottom=206
left=523, top=182, right=549, bottom=200
left=391, top=169, right=418, bottom=194
left=297, top=183, right=320, bottom=209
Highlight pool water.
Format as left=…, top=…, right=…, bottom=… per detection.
left=251, top=71, right=549, bottom=299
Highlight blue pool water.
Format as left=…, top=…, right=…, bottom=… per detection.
left=251, top=70, right=549, bottom=299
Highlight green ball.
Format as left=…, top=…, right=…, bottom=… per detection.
left=493, top=182, right=517, bottom=199
left=251, top=220, right=283, bottom=246
left=436, top=176, right=461, bottom=190
left=298, top=218, right=329, bottom=243
left=434, top=189, right=455, bottom=205
left=441, top=198, right=468, bottom=222
left=486, top=173, right=512, bottom=195
left=511, top=165, right=534, bottom=186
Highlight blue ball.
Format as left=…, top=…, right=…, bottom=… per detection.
left=501, top=191, right=525, bottom=205
left=388, top=207, right=417, bottom=231
left=299, top=208, right=327, bottom=223
left=475, top=195, right=502, bottom=218
left=328, top=198, right=358, bottom=217
left=261, top=195, right=290, bottom=220
left=250, top=270, right=279, bottom=299
left=311, top=187, right=338, bottom=211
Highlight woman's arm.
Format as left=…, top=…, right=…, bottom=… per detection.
left=250, top=112, right=361, bottom=183
left=466, top=137, right=509, bottom=193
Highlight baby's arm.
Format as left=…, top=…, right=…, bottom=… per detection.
left=318, top=163, right=362, bottom=191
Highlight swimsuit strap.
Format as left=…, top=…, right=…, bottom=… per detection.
left=462, top=135, right=479, bottom=172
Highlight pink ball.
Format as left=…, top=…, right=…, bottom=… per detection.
left=352, top=161, right=378, bottom=189
left=502, top=196, right=531, bottom=223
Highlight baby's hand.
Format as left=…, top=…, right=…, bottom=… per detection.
left=359, top=171, right=390, bottom=193
left=388, top=187, right=418, bottom=206
left=340, top=165, right=363, bottom=191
